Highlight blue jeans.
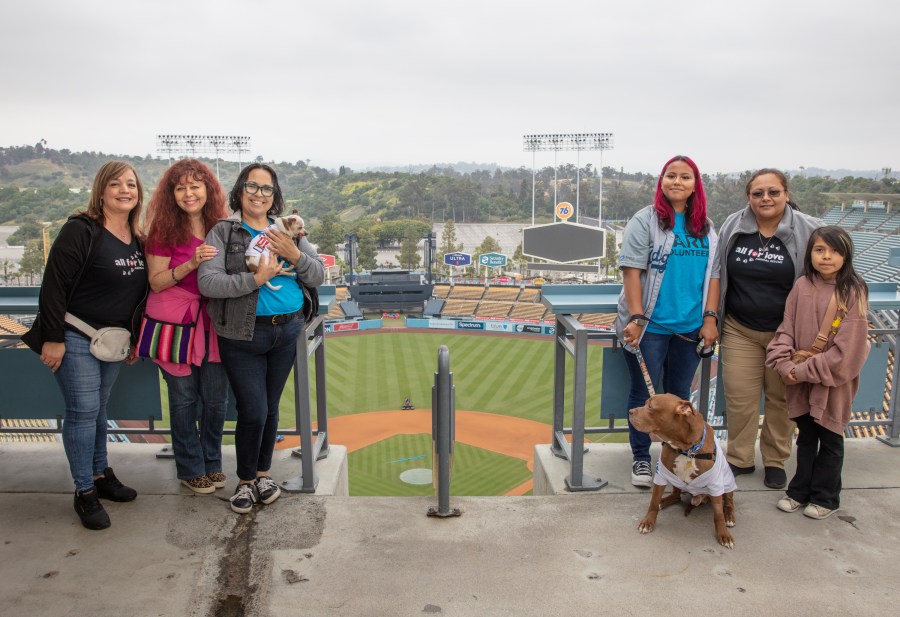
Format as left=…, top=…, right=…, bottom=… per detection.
left=55, top=331, right=123, bottom=491
left=162, top=359, right=229, bottom=480
left=624, top=328, right=701, bottom=462
left=217, top=318, right=302, bottom=482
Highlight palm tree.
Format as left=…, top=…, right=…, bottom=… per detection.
left=0, top=258, right=15, bottom=285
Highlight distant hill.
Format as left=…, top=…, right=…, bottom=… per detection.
left=2, top=142, right=899, bottom=248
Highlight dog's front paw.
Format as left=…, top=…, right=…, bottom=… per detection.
left=717, top=530, right=735, bottom=549
left=638, top=516, right=656, bottom=534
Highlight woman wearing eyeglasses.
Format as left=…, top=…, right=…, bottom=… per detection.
left=717, top=169, right=822, bottom=489
left=198, top=163, right=324, bottom=514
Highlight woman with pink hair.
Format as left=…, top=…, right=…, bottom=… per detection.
left=614, top=155, right=721, bottom=487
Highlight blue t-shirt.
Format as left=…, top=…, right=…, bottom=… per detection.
left=646, top=213, right=708, bottom=334
left=242, top=221, right=305, bottom=316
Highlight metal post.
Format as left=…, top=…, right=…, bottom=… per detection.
left=282, top=315, right=330, bottom=492
left=575, top=148, right=581, bottom=223
left=878, top=335, right=900, bottom=447
left=428, top=345, right=461, bottom=517
left=531, top=150, right=536, bottom=226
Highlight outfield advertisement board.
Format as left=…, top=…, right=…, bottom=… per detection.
left=405, top=317, right=555, bottom=336
left=324, top=319, right=383, bottom=333
left=456, top=321, right=484, bottom=330
left=429, top=319, right=458, bottom=330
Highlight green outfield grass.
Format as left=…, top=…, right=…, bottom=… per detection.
left=154, top=330, right=627, bottom=470
left=348, top=433, right=531, bottom=496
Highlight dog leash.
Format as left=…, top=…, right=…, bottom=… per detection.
left=632, top=346, right=656, bottom=397
left=631, top=313, right=717, bottom=359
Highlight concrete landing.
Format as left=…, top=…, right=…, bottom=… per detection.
left=0, top=441, right=898, bottom=617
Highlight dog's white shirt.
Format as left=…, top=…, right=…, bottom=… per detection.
left=653, top=439, right=737, bottom=497
left=245, top=223, right=282, bottom=260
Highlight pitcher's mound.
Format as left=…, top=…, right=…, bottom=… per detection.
left=399, top=468, right=433, bottom=485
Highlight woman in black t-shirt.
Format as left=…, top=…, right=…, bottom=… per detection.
left=24, top=161, right=148, bottom=530
left=716, top=169, right=822, bottom=490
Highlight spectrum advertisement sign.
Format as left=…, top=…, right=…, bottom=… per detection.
left=456, top=321, right=485, bottom=330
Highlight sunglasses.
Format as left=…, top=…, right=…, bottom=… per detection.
left=749, top=189, right=783, bottom=199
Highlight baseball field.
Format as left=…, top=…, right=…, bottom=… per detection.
left=161, top=330, right=629, bottom=495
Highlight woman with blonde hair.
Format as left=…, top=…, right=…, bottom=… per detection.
left=23, top=161, right=148, bottom=530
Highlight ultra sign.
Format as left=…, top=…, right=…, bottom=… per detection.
left=444, top=252, right=472, bottom=266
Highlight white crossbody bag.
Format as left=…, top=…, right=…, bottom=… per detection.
left=64, top=313, right=132, bottom=362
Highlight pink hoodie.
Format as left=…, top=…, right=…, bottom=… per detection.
left=143, top=285, right=220, bottom=377
left=766, top=275, right=870, bottom=435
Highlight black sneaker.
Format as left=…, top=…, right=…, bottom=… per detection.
left=229, top=483, right=258, bottom=514
left=631, top=461, right=652, bottom=488
left=764, top=466, right=787, bottom=489
left=74, top=487, right=111, bottom=530
left=728, top=463, right=755, bottom=476
left=93, top=467, right=137, bottom=502
left=254, top=476, right=282, bottom=505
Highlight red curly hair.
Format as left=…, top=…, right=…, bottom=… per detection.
left=144, top=159, right=227, bottom=247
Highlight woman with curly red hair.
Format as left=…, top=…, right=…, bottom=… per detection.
left=614, top=155, right=721, bottom=487
left=144, top=159, right=230, bottom=494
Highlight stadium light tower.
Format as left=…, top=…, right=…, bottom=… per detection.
left=523, top=133, right=614, bottom=225
left=155, top=135, right=251, bottom=176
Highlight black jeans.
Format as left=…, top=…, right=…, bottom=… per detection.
left=218, top=318, right=302, bottom=482
left=786, top=413, right=844, bottom=510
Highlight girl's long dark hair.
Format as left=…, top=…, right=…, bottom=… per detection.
left=653, top=155, right=710, bottom=238
left=803, top=225, right=869, bottom=316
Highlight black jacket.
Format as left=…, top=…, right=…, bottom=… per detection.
left=22, top=214, right=146, bottom=352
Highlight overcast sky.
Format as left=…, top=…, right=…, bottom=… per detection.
left=2, top=0, right=897, bottom=175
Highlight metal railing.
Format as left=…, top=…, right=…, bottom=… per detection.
left=0, top=315, right=331, bottom=493
left=550, top=312, right=900, bottom=491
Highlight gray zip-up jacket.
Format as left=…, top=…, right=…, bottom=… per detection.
left=198, top=211, right=325, bottom=341
left=615, top=205, right=719, bottom=352
left=716, top=204, right=822, bottom=327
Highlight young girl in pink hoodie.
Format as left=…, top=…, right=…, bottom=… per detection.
left=766, top=226, right=870, bottom=519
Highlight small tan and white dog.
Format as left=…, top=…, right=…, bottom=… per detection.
left=244, top=214, right=307, bottom=291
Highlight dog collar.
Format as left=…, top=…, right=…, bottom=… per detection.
left=664, top=426, right=714, bottom=460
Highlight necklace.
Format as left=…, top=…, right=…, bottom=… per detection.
left=758, top=231, right=774, bottom=252
left=107, top=224, right=131, bottom=244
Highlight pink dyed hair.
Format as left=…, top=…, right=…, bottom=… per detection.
left=653, top=155, right=709, bottom=237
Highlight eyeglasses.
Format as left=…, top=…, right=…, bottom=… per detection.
left=749, top=189, right=783, bottom=199
left=243, top=182, right=275, bottom=197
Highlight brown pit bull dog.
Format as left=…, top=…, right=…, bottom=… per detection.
left=629, top=393, right=737, bottom=549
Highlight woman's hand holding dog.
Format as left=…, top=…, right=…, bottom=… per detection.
left=264, top=229, right=302, bottom=266
left=252, top=253, right=284, bottom=288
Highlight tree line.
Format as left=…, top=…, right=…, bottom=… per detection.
left=2, top=143, right=899, bottom=282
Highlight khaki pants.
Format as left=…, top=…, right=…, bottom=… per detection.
left=721, top=315, right=795, bottom=469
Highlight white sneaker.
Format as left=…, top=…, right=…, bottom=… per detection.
left=631, top=461, right=652, bottom=488
left=803, top=504, right=838, bottom=520
left=777, top=496, right=807, bottom=513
